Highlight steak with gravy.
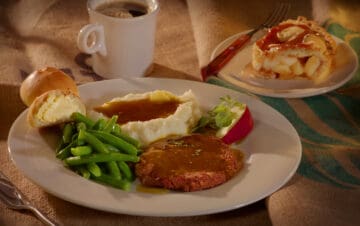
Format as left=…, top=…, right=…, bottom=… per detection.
left=135, top=134, right=243, bottom=192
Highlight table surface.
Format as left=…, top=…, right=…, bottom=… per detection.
left=1, top=0, right=359, bottom=225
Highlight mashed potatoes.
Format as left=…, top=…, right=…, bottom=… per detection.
left=92, top=90, right=201, bottom=147
left=252, top=17, right=337, bottom=83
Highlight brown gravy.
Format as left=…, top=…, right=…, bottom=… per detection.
left=136, top=184, right=169, bottom=194
left=142, top=134, right=243, bottom=178
left=94, top=98, right=180, bottom=124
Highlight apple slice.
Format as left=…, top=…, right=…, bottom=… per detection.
left=193, top=96, right=254, bottom=144
left=219, top=106, right=253, bottom=144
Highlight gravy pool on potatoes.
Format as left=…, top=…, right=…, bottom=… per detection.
left=92, top=90, right=202, bottom=147
left=94, top=98, right=181, bottom=124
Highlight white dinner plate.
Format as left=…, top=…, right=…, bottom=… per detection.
left=8, top=78, right=302, bottom=216
left=211, top=30, right=358, bottom=98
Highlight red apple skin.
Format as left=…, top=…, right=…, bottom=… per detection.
left=221, top=107, right=254, bottom=144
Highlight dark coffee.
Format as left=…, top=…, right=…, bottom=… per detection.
left=95, top=1, right=148, bottom=18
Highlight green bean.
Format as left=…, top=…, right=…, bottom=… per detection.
left=105, top=143, right=120, bottom=152
left=56, top=142, right=73, bottom=159
left=111, top=127, right=141, bottom=148
left=62, top=123, right=74, bottom=144
left=64, top=153, right=139, bottom=166
left=88, top=130, right=138, bottom=155
left=71, top=146, right=92, bottom=156
left=71, top=112, right=95, bottom=128
left=103, top=144, right=123, bottom=179
left=74, top=134, right=85, bottom=146
left=92, top=174, right=131, bottom=191
left=75, top=166, right=90, bottom=179
left=76, top=122, right=87, bottom=132
left=86, top=162, right=102, bottom=177
left=58, top=113, right=141, bottom=191
left=112, top=123, right=121, bottom=134
left=71, top=133, right=78, bottom=141
left=103, top=115, right=118, bottom=133
left=92, top=118, right=106, bottom=130
left=118, top=161, right=134, bottom=181
left=70, top=132, right=85, bottom=146
left=56, top=138, right=66, bottom=154
left=106, top=161, right=121, bottom=179
left=78, top=130, right=109, bottom=154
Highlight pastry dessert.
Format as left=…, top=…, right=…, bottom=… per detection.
left=252, top=17, right=337, bottom=83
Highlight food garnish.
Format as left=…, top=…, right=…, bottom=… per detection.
left=193, top=96, right=254, bottom=144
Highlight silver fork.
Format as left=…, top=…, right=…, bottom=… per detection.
left=0, top=171, right=59, bottom=226
left=201, top=2, right=291, bottom=81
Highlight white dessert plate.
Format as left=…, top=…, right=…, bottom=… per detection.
left=211, top=30, right=358, bottom=98
left=8, top=78, right=301, bottom=216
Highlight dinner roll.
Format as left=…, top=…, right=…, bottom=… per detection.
left=20, top=67, right=78, bottom=107
left=27, top=89, right=86, bottom=128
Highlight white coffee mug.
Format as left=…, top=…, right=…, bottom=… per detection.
left=77, top=0, right=159, bottom=79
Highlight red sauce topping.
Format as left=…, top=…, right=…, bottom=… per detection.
left=256, top=23, right=316, bottom=51
left=94, top=99, right=180, bottom=124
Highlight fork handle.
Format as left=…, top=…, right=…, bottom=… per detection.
left=28, top=205, right=59, bottom=226
left=201, top=32, right=253, bottom=81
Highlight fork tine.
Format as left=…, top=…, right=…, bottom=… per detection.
left=274, top=3, right=290, bottom=24
left=263, top=2, right=291, bottom=28
left=260, top=4, right=281, bottom=27
left=267, top=3, right=288, bottom=27
left=262, top=3, right=284, bottom=27
left=275, top=3, right=290, bottom=25
left=0, top=190, right=17, bottom=207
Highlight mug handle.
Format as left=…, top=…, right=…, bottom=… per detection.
left=77, top=24, right=107, bottom=56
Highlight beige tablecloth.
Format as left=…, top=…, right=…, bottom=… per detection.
left=1, top=0, right=360, bottom=225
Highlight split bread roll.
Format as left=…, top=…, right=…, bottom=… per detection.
left=252, top=16, right=337, bottom=83
left=27, top=89, right=86, bottom=128
left=20, top=67, right=79, bottom=107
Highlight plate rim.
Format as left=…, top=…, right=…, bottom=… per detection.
left=7, top=77, right=302, bottom=216
left=211, top=30, right=359, bottom=98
